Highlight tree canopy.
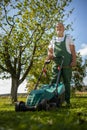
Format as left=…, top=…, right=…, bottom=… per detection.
left=0, top=0, right=73, bottom=102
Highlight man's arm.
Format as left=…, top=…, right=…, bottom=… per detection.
left=70, top=44, right=76, bottom=67
left=46, top=47, right=54, bottom=61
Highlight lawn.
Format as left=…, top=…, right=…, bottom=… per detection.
left=0, top=93, right=87, bottom=130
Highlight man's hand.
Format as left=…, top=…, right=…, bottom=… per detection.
left=47, top=47, right=54, bottom=60
left=45, top=60, right=51, bottom=64
left=70, top=61, right=76, bottom=67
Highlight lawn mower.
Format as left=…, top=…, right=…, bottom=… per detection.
left=15, top=56, right=65, bottom=111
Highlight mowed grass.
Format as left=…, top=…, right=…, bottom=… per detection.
left=0, top=93, right=87, bottom=130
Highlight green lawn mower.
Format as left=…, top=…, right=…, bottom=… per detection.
left=15, top=56, right=65, bottom=111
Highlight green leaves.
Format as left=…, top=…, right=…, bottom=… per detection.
left=0, top=0, right=73, bottom=102
left=72, top=53, right=85, bottom=90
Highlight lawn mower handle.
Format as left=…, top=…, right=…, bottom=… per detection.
left=45, top=60, right=51, bottom=64
left=55, top=56, right=64, bottom=95
left=34, top=60, right=51, bottom=90
left=34, top=56, right=64, bottom=90
left=34, top=61, right=49, bottom=90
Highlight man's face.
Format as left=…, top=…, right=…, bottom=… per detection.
left=56, top=23, right=64, bottom=36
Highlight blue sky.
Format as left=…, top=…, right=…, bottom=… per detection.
left=0, top=0, right=87, bottom=94
left=67, top=0, right=87, bottom=55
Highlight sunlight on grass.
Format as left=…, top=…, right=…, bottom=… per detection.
left=0, top=94, right=87, bottom=130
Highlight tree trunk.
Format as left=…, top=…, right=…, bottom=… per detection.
left=11, top=77, right=19, bottom=103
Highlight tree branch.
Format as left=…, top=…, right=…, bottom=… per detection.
left=4, top=41, right=16, bottom=76
left=19, top=29, right=45, bottom=85
left=16, top=45, right=22, bottom=79
left=3, top=4, right=13, bottom=26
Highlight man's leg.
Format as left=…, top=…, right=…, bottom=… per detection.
left=62, top=67, right=72, bottom=104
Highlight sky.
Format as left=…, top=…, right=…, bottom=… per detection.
left=0, top=0, right=87, bottom=94
left=67, top=0, right=87, bottom=55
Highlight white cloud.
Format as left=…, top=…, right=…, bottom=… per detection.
left=78, top=44, right=87, bottom=56
left=81, top=43, right=87, bottom=48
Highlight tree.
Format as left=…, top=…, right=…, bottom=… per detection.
left=84, top=59, right=87, bottom=77
left=0, top=0, right=73, bottom=102
left=72, top=53, right=85, bottom=91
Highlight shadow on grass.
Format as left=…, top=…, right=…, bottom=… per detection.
left=0, top=96, right=87, bottom=130
left=0, top=107, right=87, bottom=130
